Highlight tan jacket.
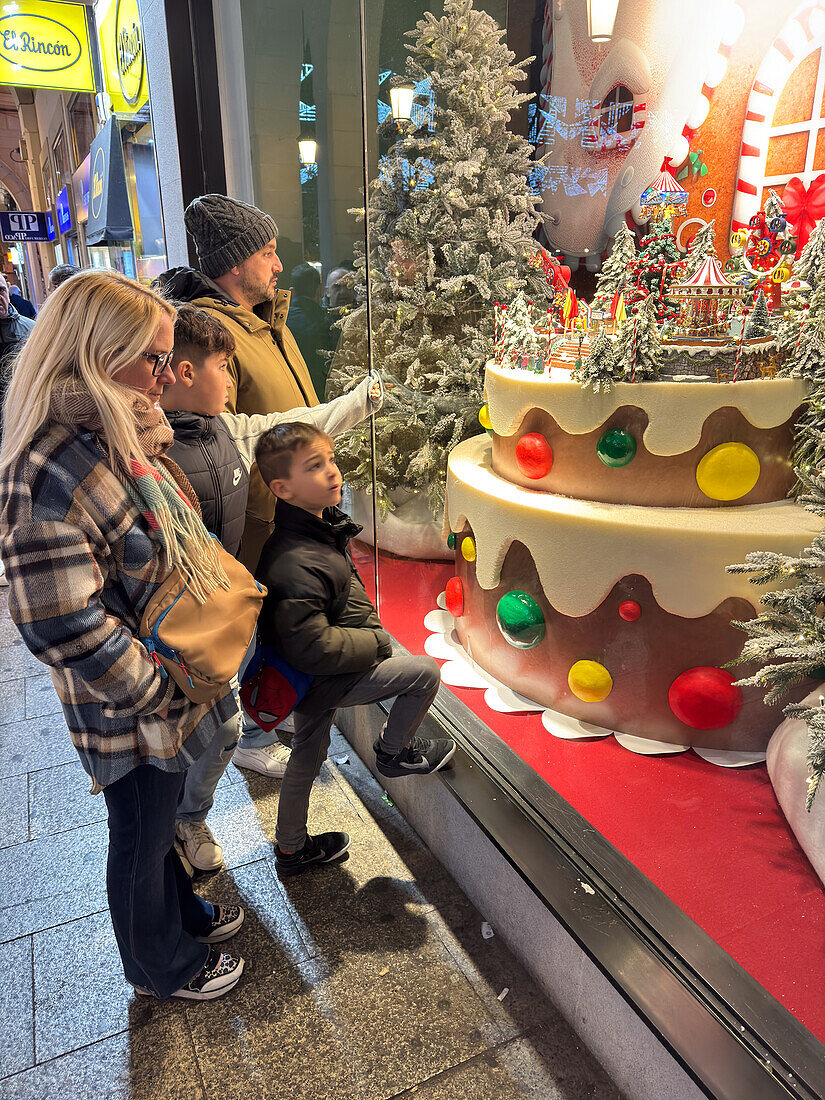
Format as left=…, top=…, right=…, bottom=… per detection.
left=191, top=289, right=320, bottom=525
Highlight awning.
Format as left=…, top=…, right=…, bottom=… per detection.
left=85, top=117, right=133, bottom=246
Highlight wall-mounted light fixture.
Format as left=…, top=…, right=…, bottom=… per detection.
left=587, top=0, right=620, bottom=43
left=389, top=81, right=416, bottom=124
left=298, top=137, right=317, bottom=166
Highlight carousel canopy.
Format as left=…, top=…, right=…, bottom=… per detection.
left=639, top=169, right=689, bottom=211
left=671, top=246, right=747, bottom=299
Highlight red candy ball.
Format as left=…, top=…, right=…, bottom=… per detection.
left=618, top=600, right=641, bottom=622
left=515, top=433, right=553, bottom=479
left=668, top=667, right=743, bottom=730
left=445, top=577, right=464, bottom=618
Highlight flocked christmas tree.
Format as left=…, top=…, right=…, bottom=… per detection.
left=744, top=288, right=771, bottom=338
left=728, top=466, right=825, bottom=807
left=578, top=325, right=620, bottom=393
left=795, top=216, right=825, bottom=290
left=326, top=0, right=549, bottom=520
left=499, top=292, right=543, bottom=365
left=683, top=219, right=716, bottom=278
left=592, top=221, right=636, bottom=310
left=614, top=295, right=662, bottom=381
left=626, top=218, right=684, bottom=323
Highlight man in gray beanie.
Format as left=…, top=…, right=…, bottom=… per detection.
left=157, top=195, right=322, bottom=780
left=158, top=194, right=320, bottom=563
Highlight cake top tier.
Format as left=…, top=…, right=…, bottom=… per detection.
left=485, top=362, right=807, bottom=456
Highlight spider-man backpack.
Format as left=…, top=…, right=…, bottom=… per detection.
left=239, top=643, right=313, bottom=732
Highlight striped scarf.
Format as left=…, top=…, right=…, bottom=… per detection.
left=49, top=382, right=229, bottom=603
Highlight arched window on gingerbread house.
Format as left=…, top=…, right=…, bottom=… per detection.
left=599, top=84, right=634, bottom=137
left=733, top=7, right=825, bottom=234
left=762, top=43, right=825, bottom=207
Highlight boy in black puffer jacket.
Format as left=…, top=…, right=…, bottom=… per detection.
left=161, top=305, right=382, bottom=872
left=254, top=421, right=453, bottom=877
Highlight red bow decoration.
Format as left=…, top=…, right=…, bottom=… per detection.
left=782, top=174, right=825, bottom=254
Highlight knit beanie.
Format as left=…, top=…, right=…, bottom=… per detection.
left=184, top=194, right=279, bottom=278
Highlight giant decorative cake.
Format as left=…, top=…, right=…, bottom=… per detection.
left=442, top=364, right=822, bottom=750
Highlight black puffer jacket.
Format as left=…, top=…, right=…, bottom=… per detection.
left=256, top=499, right=392, bottom=715
left=165, top=411, right=249, bottom=556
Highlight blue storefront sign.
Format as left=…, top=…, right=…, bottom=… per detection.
left=0, top=210, right=51, bottom=241
left=56, top=185, right=72, bottom=234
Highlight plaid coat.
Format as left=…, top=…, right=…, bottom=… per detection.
left=0, top=423, right=237, bottom=789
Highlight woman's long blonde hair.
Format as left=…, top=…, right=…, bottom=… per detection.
left=0, top=269, right=176, bottom=475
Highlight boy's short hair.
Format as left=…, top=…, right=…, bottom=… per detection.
left=256, top=422, right=333, bottom=485
left=173, top=303, right=236, bottom=364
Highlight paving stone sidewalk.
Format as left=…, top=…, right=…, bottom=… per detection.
left=0, top=588, right=624, bottom=1099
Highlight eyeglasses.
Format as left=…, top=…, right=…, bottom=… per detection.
left=142, top=350, right=174, bottom=376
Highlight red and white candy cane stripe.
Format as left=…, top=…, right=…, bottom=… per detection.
left=732, top=3, right=825, bottom=233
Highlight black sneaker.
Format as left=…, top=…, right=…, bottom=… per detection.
left=374, top=736, right=456, bottom=778
left=133, top=945, right=244, bottom=1000
left=195, top=904, right=245, bottom=944
left=275, top=831, right=351, bottom=877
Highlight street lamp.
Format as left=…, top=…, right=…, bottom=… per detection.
left=586, top=0, right=619, bottom=42
left=298, top=137, right=317, bottom=166
left=389, top=81, right=416, bottom=125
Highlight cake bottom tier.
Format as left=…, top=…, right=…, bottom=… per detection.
left=451, top=537, right=812, bottom=751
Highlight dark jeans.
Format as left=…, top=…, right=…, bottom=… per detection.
left=103, top=764, right=212, bottom=998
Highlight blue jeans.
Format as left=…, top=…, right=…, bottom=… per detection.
left=177, top=710, right=240, bottom=821
left=103, top=764, right=212, bottom=998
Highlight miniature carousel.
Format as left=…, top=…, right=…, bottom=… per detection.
left=663, top=245, right=777, bottom=380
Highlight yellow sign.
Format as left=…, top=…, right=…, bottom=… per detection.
left=99, top=0, right=146, bottom=115
left=0, top=1, right=95, bottom=92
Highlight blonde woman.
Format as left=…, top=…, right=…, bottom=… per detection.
left=0, top=271, right=245, bottom=1001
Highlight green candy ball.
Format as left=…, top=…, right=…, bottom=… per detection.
left=496, top=590, right=545, bottom=649
left=597, top=428, right=637, bottom=468
left=447, top=532, right=456, bottom=549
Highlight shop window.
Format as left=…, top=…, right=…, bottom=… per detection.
left=70, top=94, right=96, bottom=167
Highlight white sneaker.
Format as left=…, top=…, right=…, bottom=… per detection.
left=175, top=819, right=224, bottom=871
left=0, top=561, right=8, bottom=587
left=232, top=742, right=290, bottom=777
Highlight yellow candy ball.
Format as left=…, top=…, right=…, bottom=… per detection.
left=568, top=660, right=613, bottom=703
left=696, top=443, right=760, bottom=502
left=478, top=404, right=492, bottom=430
left=461, top=536, right=476, bottom=562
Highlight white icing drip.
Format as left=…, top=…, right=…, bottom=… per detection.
left=485, top=363, right=807, bottom=455
left=446, top=435, right=822, bottom=618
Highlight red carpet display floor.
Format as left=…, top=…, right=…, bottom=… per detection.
left=353, top=545, right=825, bottom=1044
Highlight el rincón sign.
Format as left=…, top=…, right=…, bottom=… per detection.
left=0, top=2, right=95, bottom=93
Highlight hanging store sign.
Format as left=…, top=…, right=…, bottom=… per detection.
left=0, top=211, right=52, bottom=242
left=99, top=0, right=147, bottom=115
left=86, top=116, right=133, bottom=245
left=72, top=154, right=90, bottom=224
left=0, top=2, right=95, bottom=93
left=56, top=186, right=72, bottom=234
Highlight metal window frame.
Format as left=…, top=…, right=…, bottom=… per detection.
left=377, top=672, right=825, bottom=1100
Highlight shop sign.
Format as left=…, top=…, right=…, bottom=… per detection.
left=86, top=116, right=133, bottom=245
left=99, top=0, right=147, bottom=115
left=46, top=210, right=56, bottom=242
left=0, top=3, right=95, bottom=93
left=56, top=186, right=72, bottom=234
left=72, top=154, right=90, bottom=224
left=0, top=211, right=52, bottom=242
